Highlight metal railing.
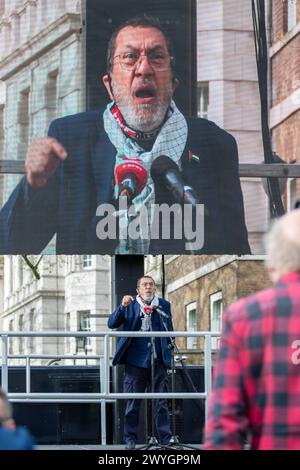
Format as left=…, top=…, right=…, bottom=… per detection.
left=0, top=330, right=220, bottom=445
left=2, top=160, right=300, bottom=177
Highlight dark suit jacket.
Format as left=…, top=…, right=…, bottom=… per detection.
left=0, top=109, right=250, bottom=254
left=108, top=298, right=173, bottom=369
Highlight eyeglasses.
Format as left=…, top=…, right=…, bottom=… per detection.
left=114, top=51, right=173, bottom=71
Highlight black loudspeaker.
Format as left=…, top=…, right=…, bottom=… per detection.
left=172, top=365, right=205, bottom=444
left=5, top=366, right=113, bottom=444
left=84, top=0, right=197, bottom=116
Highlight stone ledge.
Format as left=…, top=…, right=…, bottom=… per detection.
left=0, top=12, right=81, bottom=80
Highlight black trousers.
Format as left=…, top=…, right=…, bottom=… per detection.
left=123, top=360, right=172, bottom=444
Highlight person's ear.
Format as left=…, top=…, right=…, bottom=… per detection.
left=102, top=74, right=114, bottom=100
left=172, top=77, right=179, bottom=93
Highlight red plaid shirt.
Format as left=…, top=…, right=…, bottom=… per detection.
left=204, top=271, right=300, bottom=450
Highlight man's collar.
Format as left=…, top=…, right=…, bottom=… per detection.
left=110, top=102, right=171, bottom=141
left=277, top=271, right=300, bottom=285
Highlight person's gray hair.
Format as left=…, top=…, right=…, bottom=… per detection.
left=264, top=210, right=300, bottom=277
left=137, top=275, right=155, bottom=288
left=0, top=388, right=13, bottom=423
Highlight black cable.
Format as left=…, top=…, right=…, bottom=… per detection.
left=251, top=0, right=285, bottom=218
left=161, top=255, right=165, bottom=299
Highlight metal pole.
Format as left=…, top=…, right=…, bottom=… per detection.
left=26, top=357, right=31, bottom=393
left=103, top=335, right=110, bottom=395
left=204, top=334, right=212, bottom=421
left=100, top=356, right=106, bottom=445
left=101, top=399, right=107, bottom=446
left=1, top=335, right=8, bottom=392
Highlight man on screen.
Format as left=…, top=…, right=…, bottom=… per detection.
left=0, top=15, right=250, bottom=254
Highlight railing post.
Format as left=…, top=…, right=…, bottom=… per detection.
left=103, top=335, right=110, bottom=395
left=102, top=335, right=110, bottom=445
left=1, top=335, right=9, bottom=392
left=100, top=355, right=106, bottom=445
left=204, top=333, right=212, bottom=421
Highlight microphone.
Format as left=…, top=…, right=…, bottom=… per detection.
left=151, top=155, right=200, bottom=206
left=154, top=306, right=168, bottom=318
left=114, top=161, right=148, bottom=203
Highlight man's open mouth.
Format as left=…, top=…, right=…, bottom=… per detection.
left=135, top=87, right=156, bottom=98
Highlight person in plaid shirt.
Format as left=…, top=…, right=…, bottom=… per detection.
left=204, top=209, right=300, bottom=450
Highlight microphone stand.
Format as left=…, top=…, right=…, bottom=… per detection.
left=157, top=311, right=200, bottom=450
left=137, top=317, right=170, bottom=451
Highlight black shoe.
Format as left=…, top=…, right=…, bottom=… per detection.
left=125, top=440, right=136, bottom=450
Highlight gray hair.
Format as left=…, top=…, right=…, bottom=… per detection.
left=264, top=210, right=300, bottom=277
left=0, top=388, right=13, bottom=424
left=137, top=275, right=155, bottom=288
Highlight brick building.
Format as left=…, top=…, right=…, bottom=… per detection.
left=270, top=0, right=300, bottom=209
left=146, top=254, right=271, bottom=364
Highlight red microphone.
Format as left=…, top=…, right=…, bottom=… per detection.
left=114, top=161, right=148, bottom=202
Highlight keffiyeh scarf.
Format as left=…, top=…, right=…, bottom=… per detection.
left=103, top=101, right=188, bottom=253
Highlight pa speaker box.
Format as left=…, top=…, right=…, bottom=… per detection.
left=84, top=0, right=197, bottom=115
left=172, top=365, right=205, bottom=444
left=6, top=366, right=113, bottom=444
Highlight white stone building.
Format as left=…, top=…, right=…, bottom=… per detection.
left=0, top=0, right=82, bottom=207
left=196, top=0, right=269, bottom=253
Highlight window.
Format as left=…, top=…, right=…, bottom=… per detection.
left=210, top=292, right=223, bottom=350
left=46, top=70, right=58, bottom=125
left=76, top=311, right=91, bottom=351
left=186, top=302, right=197, bottom=349
left=82, top=255, right=92, bottom=269
left=18, top=256, right=23, bottom=289
left=197, top=82, right=209, bottom=119
left=0, top=1, right=5, bottom=18
left=288, top=0, right=297, bottom=31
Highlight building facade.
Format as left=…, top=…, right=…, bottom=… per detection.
left=196, top=0, right=269, bottom=253
left=145, top=254, right=271, bottom=363
left=0, top=0, right=82, bottom=209
left=270, top=0, right=300, bottom=209
left=0, top=255, right=111, bottom=365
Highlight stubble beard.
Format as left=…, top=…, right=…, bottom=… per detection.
left=111, top=79, right=173, bottom=132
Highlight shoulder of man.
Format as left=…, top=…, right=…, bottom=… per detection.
left=186, top=116, right=236, bottom=148
left=49, top=107, right=106, bottom=137
left=159, top=298, right=171, bottom=309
